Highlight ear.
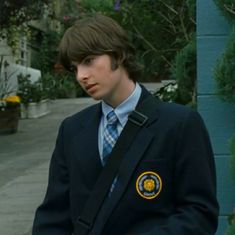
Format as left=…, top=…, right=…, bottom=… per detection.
left=110, top=51, right=126, bottom=70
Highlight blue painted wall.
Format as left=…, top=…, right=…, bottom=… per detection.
left=197, top=1, right=235, bottom=234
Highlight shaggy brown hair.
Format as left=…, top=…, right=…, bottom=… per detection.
left=58, top=14, right=142, bottom=81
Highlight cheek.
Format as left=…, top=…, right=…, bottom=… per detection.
left=77, top=80, right=85, bottom=90
left=75, top=72, right=80, bottom=82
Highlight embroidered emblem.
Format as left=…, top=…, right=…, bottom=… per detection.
left=136, top=171, right=162, bottom=200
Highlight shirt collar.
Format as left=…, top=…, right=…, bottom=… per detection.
left=102, top=83, right=142, bottom=127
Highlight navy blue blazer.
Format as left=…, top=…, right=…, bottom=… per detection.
left=32, top=88, right=219, bottom=235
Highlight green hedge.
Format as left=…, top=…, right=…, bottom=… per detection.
left=214, top=0, right=235, bottom=22
left=214, top=30, right=235, bottom=103
left=213, top=1, right=235, bottom=234
left=171, top=36, right=196, bottom=105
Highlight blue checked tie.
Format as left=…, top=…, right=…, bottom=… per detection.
left=102, top=110, right=119, bottom=165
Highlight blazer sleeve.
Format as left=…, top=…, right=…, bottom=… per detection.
left=126, top=110, right=219, bottom=235
left=32, top=119, right=73, bottom=235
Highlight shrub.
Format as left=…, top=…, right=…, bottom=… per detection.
left=154, top=82, right=180, bottom=103
left=171, top=36, right=196, bottom=105
left=214, top=0, right=235, bottom=22
left=214, top=31, right=235, bottom=103
left=17, top=74, right=47, bottom=105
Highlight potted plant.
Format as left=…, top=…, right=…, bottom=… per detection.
left=17, top=73, right=50, bottom=118
left=0, top=95, right=21, bottom=134
left=0, top=56, right=21, bottom=134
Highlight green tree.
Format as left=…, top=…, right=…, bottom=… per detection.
left=79, top=0, right=196, bottom=82
left=0, top=0, right=49, bottom=28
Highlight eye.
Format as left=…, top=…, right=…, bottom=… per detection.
left=82, top=56, right=95, bottom=65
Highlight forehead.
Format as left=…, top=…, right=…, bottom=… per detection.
left=71, top=54, right=112, bottom=65
left=69, top=54, right=91, bottom=65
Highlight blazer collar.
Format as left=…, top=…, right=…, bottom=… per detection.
left=136, top=84, right=160, bottom=127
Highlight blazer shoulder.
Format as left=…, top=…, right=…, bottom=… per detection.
left=157, top=101, right=204, bottom=125
left=67, top=102, right=101, bottom=122
left=59, top=102, right=101, bottom=133
left=159, top=101, right=193, bottom=114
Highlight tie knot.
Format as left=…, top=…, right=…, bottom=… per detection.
left=106, top=110, right=118, bottom=125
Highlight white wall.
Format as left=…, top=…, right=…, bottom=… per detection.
left=0, top=61, right=41, bottom=97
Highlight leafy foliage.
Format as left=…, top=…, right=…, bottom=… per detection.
left=0, top=0, right=50, bottom=53
left=53, top=72, right=83, bottom=99
left=32, top=31, right=62, bottom=74
left=225, top=210, right=235, bottom=235
left=171, top=37, right=196, bottom=105
left=31, top=30, right=83, bottom=99
left=79, top=0, right=196, bottom=82
left=17, top=74, right=47, bottom=105
left=0, top=0, right=49, bottom=29
left=187, top=0, right=196, bottom=18
left=154, top=82, right=180, bottom=103
left=29, top=0, right=195, bottom=99
left=213, top=2, right=235, bottom=235
left=214, top=30, right=235, bottom=103
left=214, top=0, right=235, bottom=22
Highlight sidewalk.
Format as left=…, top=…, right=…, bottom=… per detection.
left=0, top=98, right=96, bottom=235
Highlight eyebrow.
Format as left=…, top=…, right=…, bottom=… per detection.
left=71, top=61, right=78, bottom=66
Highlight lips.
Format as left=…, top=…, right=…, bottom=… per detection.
left=85, top=84, right=97, bottom=92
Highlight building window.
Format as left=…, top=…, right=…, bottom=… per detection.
left=18, top=36, right=28, bottom=66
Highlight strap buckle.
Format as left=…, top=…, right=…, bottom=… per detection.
left=128, top=111, right=148, bottom=126
left=77, top=217, right=92, bottom=230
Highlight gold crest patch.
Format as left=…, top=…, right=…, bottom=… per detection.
left=136, top=171, right=162, bottom=200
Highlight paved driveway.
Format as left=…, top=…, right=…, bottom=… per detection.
left=0, top=98, right=96, bottom=235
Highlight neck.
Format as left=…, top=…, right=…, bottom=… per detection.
left=106, top=79, right=136, bottom=108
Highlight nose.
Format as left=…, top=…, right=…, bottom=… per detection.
left=76, top=65, right=90, bottom=83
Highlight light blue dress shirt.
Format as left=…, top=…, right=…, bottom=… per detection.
left=98, top=83, right=142, bottom=164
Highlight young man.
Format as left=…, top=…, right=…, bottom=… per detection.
left=32, top=14, right=219, bottom=235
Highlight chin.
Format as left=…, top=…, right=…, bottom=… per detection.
left=90, top=94, right=103, bottom=101
left=92, top=97, right=102, bottom=101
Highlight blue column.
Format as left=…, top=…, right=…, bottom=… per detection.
left=197, top=1, right=235, bottom=234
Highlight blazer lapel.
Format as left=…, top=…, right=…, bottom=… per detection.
left=69, top=103, right=103, bottom=187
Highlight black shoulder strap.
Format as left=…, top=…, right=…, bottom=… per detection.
left=75, top=94, right=159, bottom=235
